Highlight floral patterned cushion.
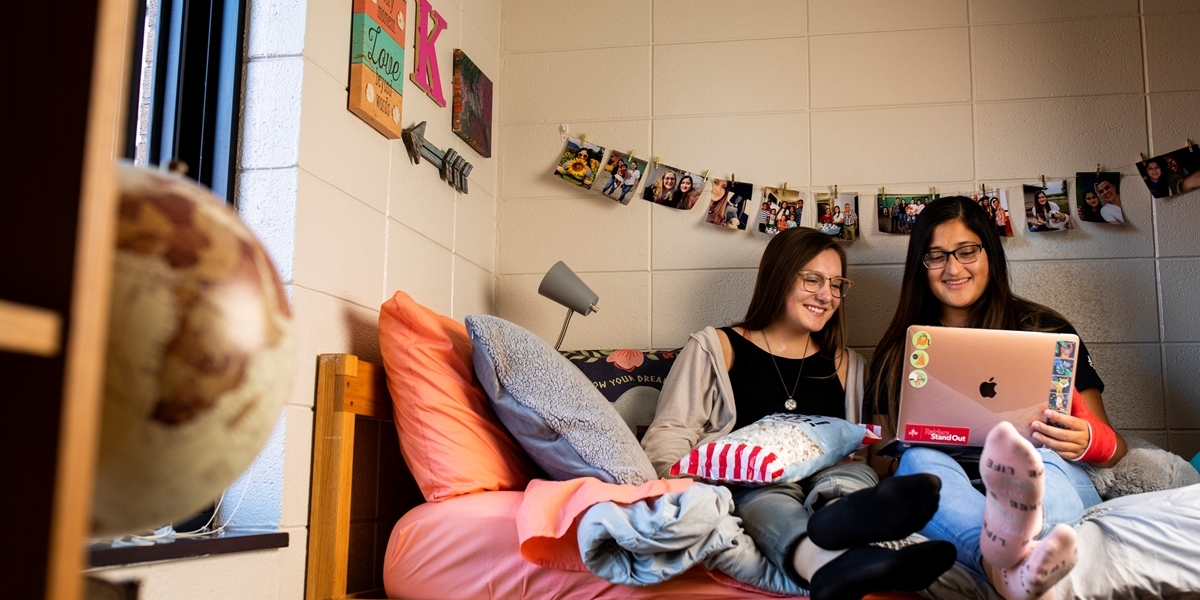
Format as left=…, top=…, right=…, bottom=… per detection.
left=561, top=349, right=679, bottom=441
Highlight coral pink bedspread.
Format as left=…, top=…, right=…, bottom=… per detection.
left=384, top=478, right=920, bottom=600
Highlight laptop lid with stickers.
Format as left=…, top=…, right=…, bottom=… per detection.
left=895, top=325, right=1079, bottom=448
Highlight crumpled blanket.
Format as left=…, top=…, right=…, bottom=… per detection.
left=577, top=483, right=808, bottom=596
left=515, top=477, right=803, bottom=596
left=1079, top=435, right=1200, bottom=500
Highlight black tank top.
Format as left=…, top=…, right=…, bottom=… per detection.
left=720, top=327, right=846, bottom=431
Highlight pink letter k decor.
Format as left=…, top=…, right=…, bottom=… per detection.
left=410, top=0, right=448, bottom=107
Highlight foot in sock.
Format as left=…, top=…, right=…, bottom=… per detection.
left=980, top=421, right=1045, bottom=569
left=809, top=541, right=957, bottom=600
left=986, top=524, right=1078, bottom=600
left=807, top=473, right=942, bottom=549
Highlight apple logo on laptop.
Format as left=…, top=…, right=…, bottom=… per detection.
left=979, top=377, right=998, bottom=398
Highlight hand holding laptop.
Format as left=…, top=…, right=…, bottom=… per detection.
left=1030, top=408, right=1091, bottom=460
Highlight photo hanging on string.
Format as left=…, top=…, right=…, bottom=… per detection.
left=705, top=178, right=754, bottom=230
left=758, top=187, right=804, bottom=235
left=1136, top=144, right=1200, bottom=199
left=553, top=137, right=606, bottom=190
left=642, top=162, right=707, bottom=210
left=876, top=193, right=936, bottom=235
left=969, top=188, right=1014, bottom=237
left=597, top=151, right=647, bottom=204
left=815, top=192, right=860, bottom=241
left=1075, top=172, right=1125, bottom=225
left=1024, top=181, right=1073, bottom=232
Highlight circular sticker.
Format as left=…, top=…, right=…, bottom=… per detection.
left=366, top=83, right=376, bottom=103
left=909, top=350, right=929, bottom=368
left=908, top=369, right=928, bottom=388
left=912, top=330, right=931, bottom=349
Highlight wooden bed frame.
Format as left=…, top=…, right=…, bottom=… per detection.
left=306, top=353, right=423, bottom=600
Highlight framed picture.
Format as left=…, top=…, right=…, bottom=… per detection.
left=451, top=49, right=493, bottom=157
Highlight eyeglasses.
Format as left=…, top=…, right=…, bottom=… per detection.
left=797, top=271, right=853, bottom=298
left=922, top=244, right=984, bottom=269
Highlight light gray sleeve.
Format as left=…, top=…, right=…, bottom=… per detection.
left=641, top=332, right=726, bottom=478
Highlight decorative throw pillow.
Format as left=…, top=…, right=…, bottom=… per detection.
left=671, top=414, right=877, bottom=485
left=379, top=292, right=538, bottom=502
left=560, top=348, right=679, bottom=441
left=466, top=314, right=657, bottom=486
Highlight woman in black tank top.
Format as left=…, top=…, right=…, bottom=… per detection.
left=642, top=228, right=952, bottom=599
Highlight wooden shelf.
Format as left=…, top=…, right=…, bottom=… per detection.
left=0, top=299, right=63, bottom=357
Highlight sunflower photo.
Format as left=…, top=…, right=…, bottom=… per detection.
left=553, top=137, right=606, bottom=190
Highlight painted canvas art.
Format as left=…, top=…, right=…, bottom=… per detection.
left=452, top=49, right=493, bottom=158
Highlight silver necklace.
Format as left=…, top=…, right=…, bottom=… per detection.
left=762, top=330, right=809, bottom=411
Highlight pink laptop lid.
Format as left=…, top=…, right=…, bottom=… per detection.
left=896, top=325, right=1079, bottom=447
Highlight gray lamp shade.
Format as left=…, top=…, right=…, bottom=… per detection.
left=538, top=261, right=598, bottom=316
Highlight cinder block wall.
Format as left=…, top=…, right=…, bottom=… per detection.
left=495, top=0, right=1200, bottom=459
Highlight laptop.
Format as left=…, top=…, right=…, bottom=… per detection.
left=894, top=325, right=1079, bottom=448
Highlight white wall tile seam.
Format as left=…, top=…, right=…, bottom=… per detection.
left=382, top=143, right=394, bottom=305
left=291, top=282, right=384, bottom=315
left=238, top=165, right=303, bottom=173
left=297, top=165, right=387, bottom=219
left=970, top=15, right=1148, bottom=30
left=462, top=13, right=501, bottom=54
left=387, top=214, right=456, bottom=256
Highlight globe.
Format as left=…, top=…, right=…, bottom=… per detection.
left=92, top=164, right=293, bottom=536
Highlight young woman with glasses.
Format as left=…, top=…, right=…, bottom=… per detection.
left=643, top=227, right=956, bottom=600
left=866, top=196, right=1127, bottom=600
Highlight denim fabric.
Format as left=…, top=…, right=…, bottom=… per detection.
left=896, top=446, right=1102, bottom=580
left=728, top=462, right=879, bottom=584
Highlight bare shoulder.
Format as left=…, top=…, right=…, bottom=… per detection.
left=716, top=327, right=734, bottom=371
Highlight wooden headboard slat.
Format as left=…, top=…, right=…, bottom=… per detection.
left=339, top=360, right=391, bottom=420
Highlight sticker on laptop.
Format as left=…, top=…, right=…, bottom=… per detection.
left=908, top=369, right=928, bottom=388
left=1050, top=376, right=1071, bottom=395
left=1048, top=391, right=1069, bottom=414
left=909, top=350, right=929, bottom=368
left=912, top=330, right=931, bottom=349
left=1055, top=340, right=1076, bottom=359
left=903, top=423, right=969, bottom=445
left=1053, top=358, right=1073, bottom=376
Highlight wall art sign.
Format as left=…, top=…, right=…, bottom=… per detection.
left=410, top=0, right=448, bottom=107
left=451, top=49, right=493, bottom=158
left=348, top=0, right=407, bottom=139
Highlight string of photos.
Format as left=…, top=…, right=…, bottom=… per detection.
left=553, top=134, right=1200, bottom=241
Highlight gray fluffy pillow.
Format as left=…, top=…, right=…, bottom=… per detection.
left=466, top=314, right=656, bottom=486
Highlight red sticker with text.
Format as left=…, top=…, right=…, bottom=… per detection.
left=903, top=423, right=970, bottom=445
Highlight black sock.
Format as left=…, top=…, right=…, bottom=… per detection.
left=809, top=541, right=957, bottom=600
left=807, top=473, right=942, bottom=550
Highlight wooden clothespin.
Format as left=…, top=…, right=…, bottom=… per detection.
left=1096, top=164, right=1102, bottom=177
left=833, top=184, right=839, bottom=197
left=653, top=156, right=660, bottom=168
left=702, top=169, right=710, bottom=182
left=1190, top=139, right=1196, bottom=151
left=1139, top=153, right=1148, bottom=163
left=981, top=183, right=987, bottom=194
left=880, top=186, right=886, bottom=198
left=627, top=150, right=636, bottom=163
left=731, top=173, right=736, bottom=185
left=931, top=186, right=938, bottom=196
left=580, top=133, right=588, bottom=144
left=782, top=182, right=788, bottom=193
left=1040, top=174, right=1046, bottom=188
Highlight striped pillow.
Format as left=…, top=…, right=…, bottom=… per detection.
left=670, top=414, right=877, bottom=485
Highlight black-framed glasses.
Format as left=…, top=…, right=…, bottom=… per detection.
left=798, top=271, right=853, bottom=298
left=922, top=244, right=984, bottom=269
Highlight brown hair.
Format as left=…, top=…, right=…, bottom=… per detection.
left=733, top=227, right=848, bottom=366
left=866, top=196, right=1065, bottom=430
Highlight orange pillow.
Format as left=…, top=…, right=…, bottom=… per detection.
left=379, top=291, right=537, bottom=501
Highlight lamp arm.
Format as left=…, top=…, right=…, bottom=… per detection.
left=554, top=308, right=573, bottom=351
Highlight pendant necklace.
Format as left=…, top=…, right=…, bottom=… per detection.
left=762, top=330, right=809, bottom=411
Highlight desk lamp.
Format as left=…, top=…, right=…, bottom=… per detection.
left=537, top=261, right=598, bottom=350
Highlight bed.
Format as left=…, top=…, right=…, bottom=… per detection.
left=304, top=293, right=1200, bottom=600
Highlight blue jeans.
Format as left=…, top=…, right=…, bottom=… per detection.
left=728, top=462, right=879, bottom=584
left=895, top=446, right=1102, bottom=581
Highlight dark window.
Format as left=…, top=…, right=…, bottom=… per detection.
left=127, top=0, right=248, bottom=202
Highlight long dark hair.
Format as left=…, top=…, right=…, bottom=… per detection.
left=866, top=196, right=1064, bottom=429
left=733, top=227, right=847, bottom=365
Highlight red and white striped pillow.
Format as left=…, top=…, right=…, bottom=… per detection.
left=670, top=414, right=880, bottom=485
